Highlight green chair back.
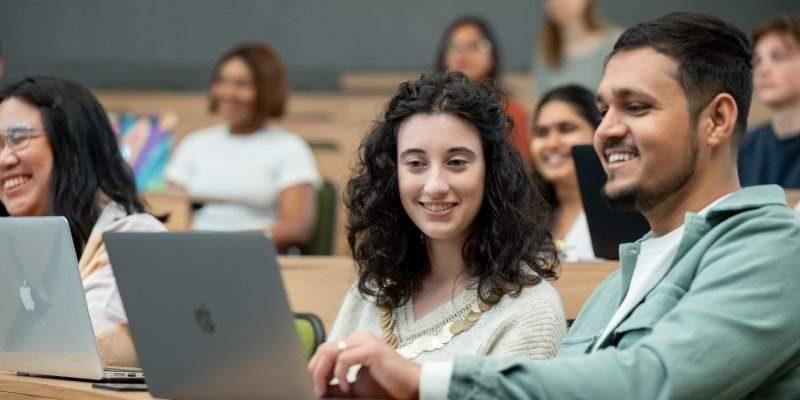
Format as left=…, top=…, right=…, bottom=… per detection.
left=300, top=180, right=337, bottom=255
left=294, top=312, right=326, bottom=360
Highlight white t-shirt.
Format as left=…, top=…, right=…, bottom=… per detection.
left=591, top=225, right=684, bottom=351
left=561, top=211, right=601, bottom=262
left=592, top=195, right=729, bottom=351
left=165, top=123, right=322, bottom=231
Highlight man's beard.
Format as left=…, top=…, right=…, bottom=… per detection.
left=603, top=135, right=699, bottom=213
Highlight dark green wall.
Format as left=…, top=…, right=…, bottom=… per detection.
left=0, top=0, right=797, bottom=90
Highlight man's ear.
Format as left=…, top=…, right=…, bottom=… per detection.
left=702, top=93, right=738, bottom=148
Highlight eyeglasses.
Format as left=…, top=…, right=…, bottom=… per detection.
left=0, top=125, right=45, bottom=153
left=445, top=39, right=493, bottom=54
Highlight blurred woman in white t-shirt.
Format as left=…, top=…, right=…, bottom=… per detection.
left=166, top=43, right=321, bottom=251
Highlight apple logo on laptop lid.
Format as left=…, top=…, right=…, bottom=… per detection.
left=20, top=280, right=35, bottom=311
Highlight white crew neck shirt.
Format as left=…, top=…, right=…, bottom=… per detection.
left=592, top=195, right=729, bottom=351
left=165, top=123, right=321, bottom=231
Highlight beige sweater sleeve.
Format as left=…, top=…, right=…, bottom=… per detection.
left=482, top=283, right=566, bottom=360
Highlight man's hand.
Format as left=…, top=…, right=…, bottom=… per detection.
left=308, top=330, right=422, bottom=399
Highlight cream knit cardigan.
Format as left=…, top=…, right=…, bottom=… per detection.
left=329, top=277, right=566, bottom=362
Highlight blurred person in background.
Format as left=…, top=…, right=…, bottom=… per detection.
left=165, top=43, right=321, bottom=252
left=530, top=84, right=600, bottom=261
left=436, top=16, right=533, bottom=169
left=531, top=0, right=622, bottom=96
left=738, top=16, right=800, bottom=188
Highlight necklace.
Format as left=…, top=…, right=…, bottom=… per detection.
left=380, top=299, right=492, bottom=359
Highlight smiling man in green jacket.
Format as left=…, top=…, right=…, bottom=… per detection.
left=309, top=12, right=800, bottom=399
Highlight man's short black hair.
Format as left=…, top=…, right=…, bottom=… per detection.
left=609, top=13, right=752, bottom=141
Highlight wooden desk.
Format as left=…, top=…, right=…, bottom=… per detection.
left=0, top=257, right=616, bottom=400
left=552, top=261, right=617, bottom=321
left=141, top=192, right=192, bottom=231
left=277, top=256, right=618, bottom=330
left=0, top=371, right=158, bottom=400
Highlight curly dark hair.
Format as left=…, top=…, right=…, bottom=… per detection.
left=345, top=71, right=558, bottom=309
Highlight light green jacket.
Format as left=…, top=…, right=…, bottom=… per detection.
left=449, top=185, right=800, bottom=399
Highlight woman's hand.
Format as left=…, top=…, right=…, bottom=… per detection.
left=307, top=330, right=421, bottom=399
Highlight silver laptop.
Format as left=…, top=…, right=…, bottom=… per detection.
left=0, top=217, right=144, bottom=381
left=104, top=231, right=317, bottom=400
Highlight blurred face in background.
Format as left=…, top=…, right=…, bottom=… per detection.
left=753, top=32, right=800, bottom=108
left=210, top=56, right=259, bottom=131
left=444, top=23, right=494, bottom=82
left=530, top=100, right=594, bottom=187
left=544, top=0, right=590, bottom=27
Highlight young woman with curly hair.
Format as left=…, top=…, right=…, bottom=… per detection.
left=309, top=71, right=565, bottom=379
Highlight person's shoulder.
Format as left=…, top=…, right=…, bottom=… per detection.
left=110, top=212, right=167, bottom=234
left=335, top=282, right=381, bottom=322
left=498, top=278, right=564, bottom=318
left=98, top=202, right=168, bottom=234
left=260, top=125, right=315, bottom=159
left=178, top=124, right=227, bottom=147
left=263, top=124, right=310, bottom=145
left=738, top=193, right=800, bottom=231
left=342, top=281, right=379, bottom=306
left=484, top=278, right=567, bottom=342
left=705, top=187, right=800, bottom=259
left=740, top=123, right=773, bottom=147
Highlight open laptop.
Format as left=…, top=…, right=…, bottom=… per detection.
left=104, top=231, right=317, bottom=400
left=0, top=217, right=144, bottom=381
left=572, top=145, right=650, bottom=260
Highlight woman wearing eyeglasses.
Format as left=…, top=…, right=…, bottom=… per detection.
left=0, top=77, right=166, bottom=367
left=435, top=16, right=533, bottom=169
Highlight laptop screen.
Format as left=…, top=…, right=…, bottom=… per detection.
left=572, top=145, right=650, bottom=260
